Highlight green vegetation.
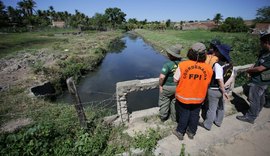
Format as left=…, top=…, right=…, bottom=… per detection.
left=215, top=17, right=248, bottom=32
left=0, top=93, right=116, bottom=155
left=180, top=144, right=190, bottom=156
left=213, top=13, right=223, bottom=25
left=0, top=0, right=269, bottom=155
left=133, top=128, right=161, bottom=153
left=0, top=29, right=126, bottom=155
left=0, top=32, right=62, bottom=58
left=134, top=29, right=259, bottom=66
left=0, top=27, right=263, bottom=155
left=0, top=0, right=127, bottom=32
left=255, top=6, right=270, bottom=23
left=0, top=91, right=162, bottom=155
left=0, top=29, right=123, bottom=92
left=1, top=0, right=270, bottom=34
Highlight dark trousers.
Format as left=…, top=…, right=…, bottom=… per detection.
left=246, top=84, right=267, bottom=120
left=176, top=100, right=202, bottom=135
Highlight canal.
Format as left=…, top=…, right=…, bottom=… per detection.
left=61, top=33, right=169, bottom=113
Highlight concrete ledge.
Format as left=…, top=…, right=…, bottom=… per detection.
left=116, top=78, right=159, bottom=123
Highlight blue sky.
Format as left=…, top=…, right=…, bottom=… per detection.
left=2, top=0, right=270, bottom=21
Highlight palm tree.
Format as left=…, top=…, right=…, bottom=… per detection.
left=7, top=6, right=22, bottom=26
left=0, top=0, right=9, bottom=27
left=166, top=19, right=171, bottom=28
left=0, top=0, right=5, bottom=13
left=26, top=0, right=36, bottom=15
left=92, top=13, right=107, bottom=30
left=104, top=7, right=126, bottom=29
left=46, top=5, right=55, bottom=24
left=17, top=0, right=36, bottom=16
left=213, top=13, right=223, bottom=25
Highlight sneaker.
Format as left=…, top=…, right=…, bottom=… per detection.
left=198, top=122, right=210, bottom=131
left=264, top=104, right=270, bottom=108
left=160, top=117, right=167, bottom=122
left=236, top=115, right=254, bottom=124
left=186, top=130, right=194, bottom=140
left=172, top=130, right=184, bottom=140
left=214, top=122, right=221, bottom=127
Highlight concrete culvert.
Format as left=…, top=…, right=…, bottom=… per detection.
left=30, top=81, right=56, bottom=97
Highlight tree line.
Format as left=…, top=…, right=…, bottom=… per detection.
left=0, top=0, right=269, bottom=32
left=0, top=0, right=129, bottom=31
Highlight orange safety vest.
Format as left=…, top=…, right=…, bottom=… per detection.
left=175, top=60, right=213, bottom=104
left=205, top=54, right=218, bottom=67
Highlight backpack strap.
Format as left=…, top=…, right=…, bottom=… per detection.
left=212, top=62, right=217, bottom=68
left=173, top=61, right=178, bottom=66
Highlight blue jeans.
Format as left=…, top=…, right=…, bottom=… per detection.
left=245, top=83, right=267, bottom=121
left=176, top=100, right=202, bottom=135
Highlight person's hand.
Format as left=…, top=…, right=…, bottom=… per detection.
left=223, top=92, right=229, bottom=99
left=224, top=84, right=230, bottom=90
left=159, top=86, right=163, bottom=93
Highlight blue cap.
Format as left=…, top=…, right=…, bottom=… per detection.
left=210, top=39, right=221, bottom=46
left=260, top=31, right=270, bottom=41
left=216, top=44, right=231, bottom=62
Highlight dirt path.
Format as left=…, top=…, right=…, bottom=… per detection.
left=208, top=121, right=270, bottom=156
left=154, top=108, right=270, bottom=156
left=122, top=92, right=270, bottom=156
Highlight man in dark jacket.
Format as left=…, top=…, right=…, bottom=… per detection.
left=236, top=32, right=270, bottom=124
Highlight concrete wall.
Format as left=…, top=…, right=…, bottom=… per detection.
left=116, top=78, right=159, bottom=123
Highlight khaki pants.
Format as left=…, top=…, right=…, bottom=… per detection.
left=158, top=85, right=176, bottom=121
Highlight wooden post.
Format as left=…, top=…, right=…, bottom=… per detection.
left=66, top=77, right=87, bottom=129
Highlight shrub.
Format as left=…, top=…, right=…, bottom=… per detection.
left=218, top=17, right=248, bottom=33
left=31, top=60, right=45, bottom=74
left=0, top=119, right=112, bottom=155
left=230, top=34, right=260, bottom=65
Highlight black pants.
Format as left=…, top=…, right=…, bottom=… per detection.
left=176, top=100, right=201, bottom=135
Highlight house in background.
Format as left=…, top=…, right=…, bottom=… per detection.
left=52, top=20, right=65, bottom=28
left=181, top=21, right=217, bottom=30
left=252, top=23, right=270, bottom=34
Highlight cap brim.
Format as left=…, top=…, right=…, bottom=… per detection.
left=260, top=33, right=270, bottom=40
left=216, top=45, right=231, bottom=62
left=166, top=50, right=181, bottom=58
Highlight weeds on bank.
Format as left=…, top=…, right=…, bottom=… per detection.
left=180, top=143, right=190, bottom=156
left=0, top=87, right=33, bottom=124
left=0, top=95, right=118, bottom=155
left=133, top=128, right=161, bottom=153
left=0, top=30, right=128, bottom=155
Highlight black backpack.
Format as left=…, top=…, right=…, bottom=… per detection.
left=210, top=62, right=233, bottom=87
left=222, top=63, right=233, bottom=84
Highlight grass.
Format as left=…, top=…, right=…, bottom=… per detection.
left=0, top=29, right=124, bottom=94
left=0, top=29, right=128, bottom=155
left=134, top=29, right=255, bottom=60
left=0, top=28, right=122, bottom=58
left=0, top=32, right=66, bottom=58
left=0, top=29, right=124, bottom=124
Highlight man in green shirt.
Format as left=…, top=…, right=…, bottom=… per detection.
left=159, top=44, right=183, bottom=122
left=236, top=32, right=270, bottom=124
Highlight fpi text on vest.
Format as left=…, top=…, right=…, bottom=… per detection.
left=183, top=65, right=208, bottom=80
